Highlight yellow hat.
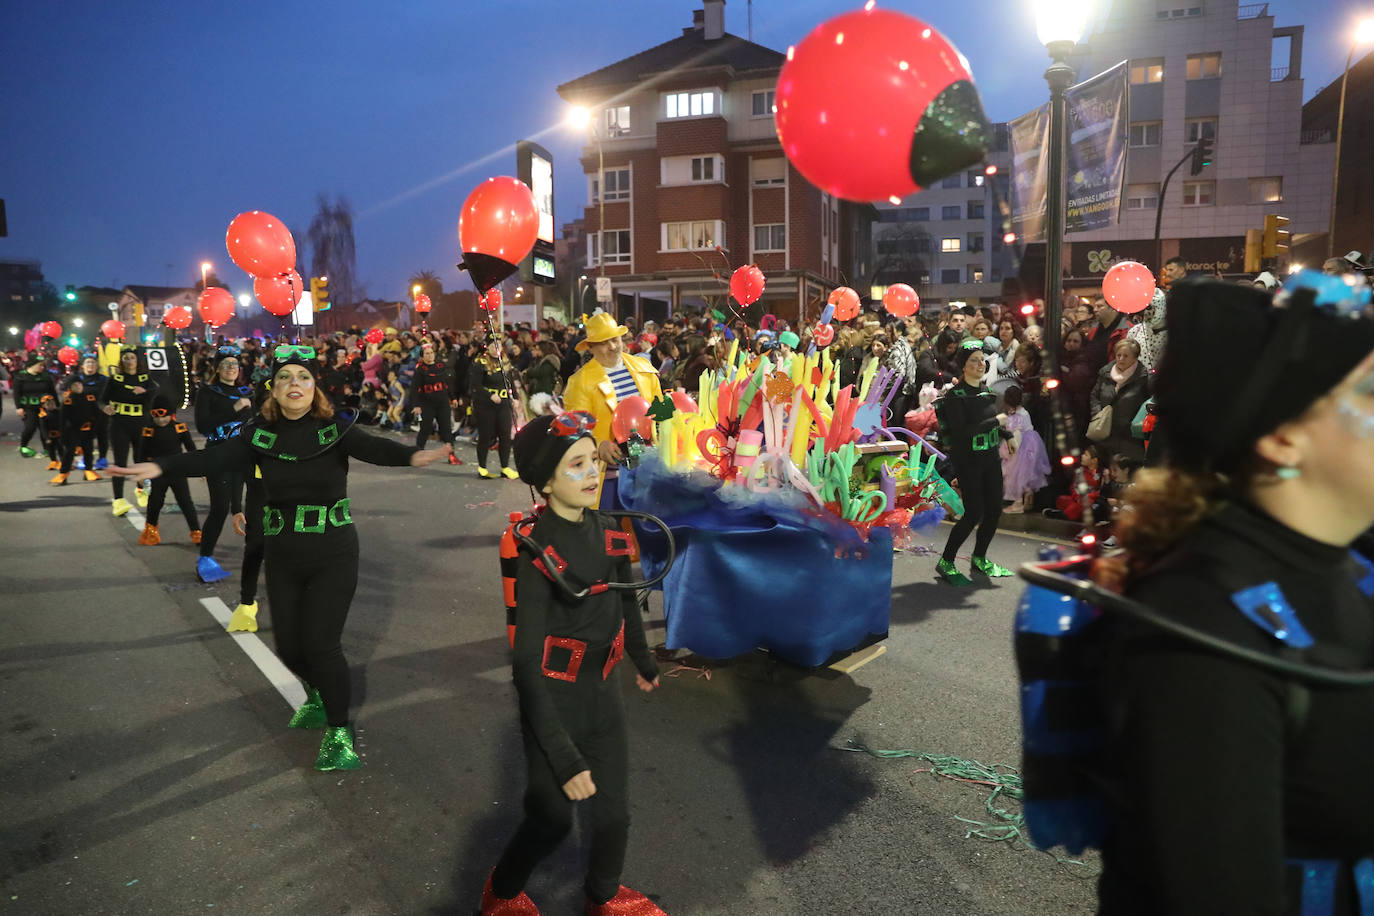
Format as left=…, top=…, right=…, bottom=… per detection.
left=576, top=311, right=630, bottom=351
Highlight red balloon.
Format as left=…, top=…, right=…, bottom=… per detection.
left=41, top=320, right=62, bottom=339
left=414, top=293, right=432, bottom=313
left=828, top=287, right=861, bottom=322
left=197, top=287, right=236, bottom=327
left=163, top=306, right=192, bottom=330
left=364, top=328, right=385, bottom=345
left=480, top=289, right=502, bottom=312
left=812, top=324, right=835, bottom=348
left=225, top=211, right=296, bottom=278
left=730, top=265, right=766, bottom=306
left=669, top=390, right=699, bottom=414
left=1102, top=260, right=1156, bottom=314
left=611, top=395, right=650, bottom=443
left=255, top=270, right=303, bottom=317
left=57, top=346, right=80, bottom=367
left=458, top=177, right=539, bottom=292
left=101, top=319, right=126, bottom=340
left=775, top=8, right=990, bottom=202
left=883, top=283, right=920, bottom=318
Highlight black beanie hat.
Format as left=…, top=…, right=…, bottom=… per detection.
left=512, top=413, right=596, bottom=491
left=151, top=393, right=176, bottom=413
left=25, top=350, right=43, bottom=368
left=1155, top=279, right=1374, bottom=475
left=951, top=338, right=987, bottom=374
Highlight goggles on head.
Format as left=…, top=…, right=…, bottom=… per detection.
left=274, top=344, right=316, bottom=361
left=961, top=339, right=986, bottom=352
left=550, top=410, right=596, bottom=439
left=217, top=345, right=242, bottom=358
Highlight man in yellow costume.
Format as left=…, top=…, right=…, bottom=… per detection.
left=563, top=311, right=663, bottom=507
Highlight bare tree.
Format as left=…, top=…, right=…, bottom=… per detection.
left=307, top=194, right=357, bottom=308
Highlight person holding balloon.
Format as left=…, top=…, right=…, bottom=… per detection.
left=100, top=347, right=157, bottom=517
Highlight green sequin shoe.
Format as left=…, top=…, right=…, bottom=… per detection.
left=971, top=556, right=1014, bottom=578
left=936, top=558, right=973, bottom=587
left=315, top=725, right=361, bottom=771
left=288, top=686, right=328, bottom=729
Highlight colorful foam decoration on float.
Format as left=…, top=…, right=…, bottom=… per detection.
left=197, top=287, right=236, bottom=327
left=41, top=320, right=63, bottom=340
left=255, top=270, right=303, bottom=317
left=57, top=346, right=80, bottom=367
left=163, top=305, right=192, bottom=330
left=101, top=319, right=126, bottom=340
left=1101, top=260, right=1156, bottom=315
left=225, top=211, right=296, bottom=279
left=883, top=283, right=920, bottom=317
left=730, top=264, right=766, bottom=307
left=364, top=328, right=385, bottom=345
left=774, top=6, right=991, bottom=203
left=457, top=177, right=539, bottom=294
left=828, top=286, right=862, bottom=322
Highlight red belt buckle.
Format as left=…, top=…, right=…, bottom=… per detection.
left=602, top=622, right=625, bottom=680
left=541, top=635, right=587, bottom=682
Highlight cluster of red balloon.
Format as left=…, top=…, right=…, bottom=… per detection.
left=226, top=211, right=300, bottom=318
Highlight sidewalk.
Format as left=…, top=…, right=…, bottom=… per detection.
left=0, top=414, right=395, bottom=915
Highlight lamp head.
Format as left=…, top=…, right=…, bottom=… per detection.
left=1357, top=18, right=1374, bottom=44
left=567, top=106, right=592, bottom=130
left=1034, top=0, right=1092, bottom=49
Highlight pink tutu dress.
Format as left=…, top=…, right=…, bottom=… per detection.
left=1000, top=407, right=1051, bottom=500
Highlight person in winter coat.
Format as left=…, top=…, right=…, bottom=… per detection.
left=1088, top=339, right=1151, bottom=464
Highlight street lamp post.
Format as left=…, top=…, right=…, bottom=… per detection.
left=1329, top=19, right=1374, bottom=259
left=567, top=106, right=607, bottom=286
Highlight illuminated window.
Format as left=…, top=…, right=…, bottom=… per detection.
left=605, top=106, right=630, bottom=137
left=1182, top=181, right=1214, bottom=207
left=1248, top=177, right=1283, bottom=203
left=665, top=90, right=716, bottom=119
left=941, top=237, right=961, bottom=253
left=1131, top=58, right=1164, bottom=84
left=1186, top=53, right=1222, bottom=80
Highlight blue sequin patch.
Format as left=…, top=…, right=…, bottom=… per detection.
left=1230, top=582, right=1315, bottom=649
left=1351, top=551, right=1374, bottom=597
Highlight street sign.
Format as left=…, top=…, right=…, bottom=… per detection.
left=596, top=277, right=612, bottom=304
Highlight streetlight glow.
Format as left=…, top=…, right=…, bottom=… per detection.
left=200, top=261, right=212, bottom=273
left=73, top=318, right=84, bottom=328
left=1289, top=263, right=1304, bottom=274
left=1033, top=0, right=1092, bottom=47
left=7, top=326, right=18, bottom=335
left=1358, top=18, right=1374, bottom=44
left=567, top=106, right=591, bottom=129
left=238, top=293, right=250, bottom=307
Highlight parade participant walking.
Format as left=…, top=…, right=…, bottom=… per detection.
left=66, top=355, right=110, bottom=468
left=51, top=372, right=103, bottom=485
left=37, top=394, right=64, bottom=470
left=1089, top=279, right=1374, bottom=913
left=193, top=346, right=256, bottom=583
left=13, top=351, right=56, bottom=459
left=934, top=339, right=1014, bottom=586
left=481, top=412, right=666, bottom=916
left=410, top=341, right=459, bottom=463
left=468, top=337, right=518, bottom=479
left=136, top=395, right=201, bottom=545
left=100, top=347, right=157, bottom=517
left=563, top=312, right=663, bottom=508
left=111, top=344, right=451, bottom=770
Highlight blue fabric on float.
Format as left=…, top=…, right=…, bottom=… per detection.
left=618, top=453, right=892, bottom=667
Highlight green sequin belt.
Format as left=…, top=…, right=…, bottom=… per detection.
left=263, top=498, right=353, bottom=536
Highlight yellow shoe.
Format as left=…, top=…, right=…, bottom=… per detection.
left=46, top=460, right=60, bottom=471
left=477, top=467, right=493, bottom=478
left=501, top=466, right=519, bottom=480
left=112, top=498, right=133, bottom=517
left=83, top=469, right=102, bottom=481
left=226, top=601, right=259, bottom=633
left=135, top=487, right=149, bottom=508
left=49, top=472, right=68, bottom=485
left=138, top=523, right=160, bottom=546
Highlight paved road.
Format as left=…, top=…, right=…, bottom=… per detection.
left=0, top=410, right=1099, bottom=915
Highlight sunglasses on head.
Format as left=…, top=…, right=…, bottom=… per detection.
left=274, top=344, right=316, bottom=361
left=151, top=408, right=169, bottom=418
left=550, top=411, right=596, bottom=439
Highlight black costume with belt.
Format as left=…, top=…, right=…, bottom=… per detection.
left=65, top=369, right=109, bottom=462
left=13, top=369, right=56, bottom=451
left=139, top=415, right=200, bottom=532
left=101, top=370, right=157, bottom=500
left=468, top=354, right=513, bottom=468
left=411, top=359, right=456, bottom=450
left=58, top=384, right=101, bottom=474
left=154, top=411, right=417, bottom=728
left=195, top=380, right=256, bottom=559
left=934, top=379, right=1009, bottom=562
left=491, top=508, right=659, bottom=904
left=1099, top=501, right=1374, bottom=915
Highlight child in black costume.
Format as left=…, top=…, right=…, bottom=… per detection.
left=13, top=351, right=56, bottom=459
left=481, top=411, right=667, bottom=916
left=101, top=347, right=157, bottom=517
left=136, top=395, right=201, bottom=546
left=37, top=394, right=64, bottom=470
left=51, top=364, right=106, bottom=485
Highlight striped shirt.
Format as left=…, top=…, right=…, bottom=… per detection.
left=606, top=362, right=639, bottom=401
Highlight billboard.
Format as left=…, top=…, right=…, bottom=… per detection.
left=518, top=140, right=556, bottom=286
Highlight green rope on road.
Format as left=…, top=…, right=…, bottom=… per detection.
left=837, top=739, right=1091, bottom=870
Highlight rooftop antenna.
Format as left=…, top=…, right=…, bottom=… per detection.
left=748, top=0, right=753, bottom=40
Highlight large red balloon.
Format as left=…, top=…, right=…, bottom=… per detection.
left=365, top=328, right=385, bottom=345
left=57, top=346, right=80, bottom=367
left=101, top=319, right=126, bottom=340
left=1102, top=260, right=1156, bottom=314
left=775, top=8, right=990, bottom=203
left=669, top=390, right=699, bottom=414
left=458, top=177, right=539, bottom=293
left=255, top=270, right=303, bottom=317
left=226, top=211, right=296, bottom=278
left=414, top=293, right=432, bottom=313
left=883, top=283, right=920, bottom=318
left=828, top=287, right=861, bottom=322
left=197, top=287, right=236, bottom=327
left=163, top=305, right=192, bottom=330
left=41, top=320, right=62, bottom=339
left=730, top=265, right=766, bottom=306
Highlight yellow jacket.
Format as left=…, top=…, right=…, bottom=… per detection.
left=563, top=352, right=663, bottom=445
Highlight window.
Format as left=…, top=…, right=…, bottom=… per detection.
left=1248, top=177, right=1283, bottom=203
left=877, top=207, right=930, bottom=222
left=1156, top=7, right=1201, bottom=17
left=968, top=232, right=984, bottom=252
left=968, top=200, right=985, bottom=219
left=661, top=154, right=723, bottom=185
left=1125, top=183, right=1160, bottom=210
left=918, top=271, right=931, bottom=286
left=941, top=237, right=961, bottom=253
left=940, top=205, right=960, bottom=220
left=594, top=168, right=630, bottom=202
left=751, top=89, right=776, bottom=117
left=1129, top=121, right=1162, bottom=147
left=941, top=175, right=963, bottom=189
left=691, top=156, right=716, bottom=182
left=605, top=105, right=630, bottom=138
left=590, top=230, right=631, bottom=265
left=665, top=90, right=716, bottom=119
left=1131, top=58, right=1164, bottom=84
left=1182, top=181, right=1214, bottom=206
left=967, top=169, right=986, bottom=187
left=991, top=268, right=1003, bottom=283
left=1184, top=118, right=1217, bottom=143
left=753, top=224, right=786, bottom=252
left=662, top=220, right=725, bottom=251
left=751, top=157, right=786, bottom=186
left=969, top=267, right=985, bottom=284
left=1186, top=53, right=1222, bottom=80
left=941, top=269, right=962, bottom=284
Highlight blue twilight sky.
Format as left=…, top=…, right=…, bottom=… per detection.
left=0, top=0, right=1353, bottom=302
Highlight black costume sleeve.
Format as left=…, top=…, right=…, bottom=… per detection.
left=177, top=425, right=197, bottom=452
left=617, top=555, right=659, bottom=681
left=194, top=391, right=213, bottom=436
left=512, top=552, right=589, bottom=784
left=155, top=435, right=254, bottom=478
left=339, top=424, right=419, bottom=466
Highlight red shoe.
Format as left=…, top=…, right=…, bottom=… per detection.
left=481, top=871, right=540, bottom=915
left=448, top=452, right=461, bottom=465
left=189, top=530, right=202, bottom=545
left=586, top=886, right=668, bottom=916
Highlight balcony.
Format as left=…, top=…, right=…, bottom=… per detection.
left=1237, top=3, right=1268, bottom=20
left=1300, top=128, right=1334, bottom=144
left=1270, top=66, right=1290, bottom=82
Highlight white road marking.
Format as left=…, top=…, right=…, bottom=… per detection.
left=199, top=597, right=306, bottom=710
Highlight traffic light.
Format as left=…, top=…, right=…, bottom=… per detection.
left=132, top=303, right=145, bottom=326
left=310, top=276, right=330, bottom=312
left=1262, top=214, right=1290, bottom=260
left=1190, top=136, right=1214, bottom=176
left=64, top=285, right=77, bottom=302
left=1245, top=229, right=1263, bottom=274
